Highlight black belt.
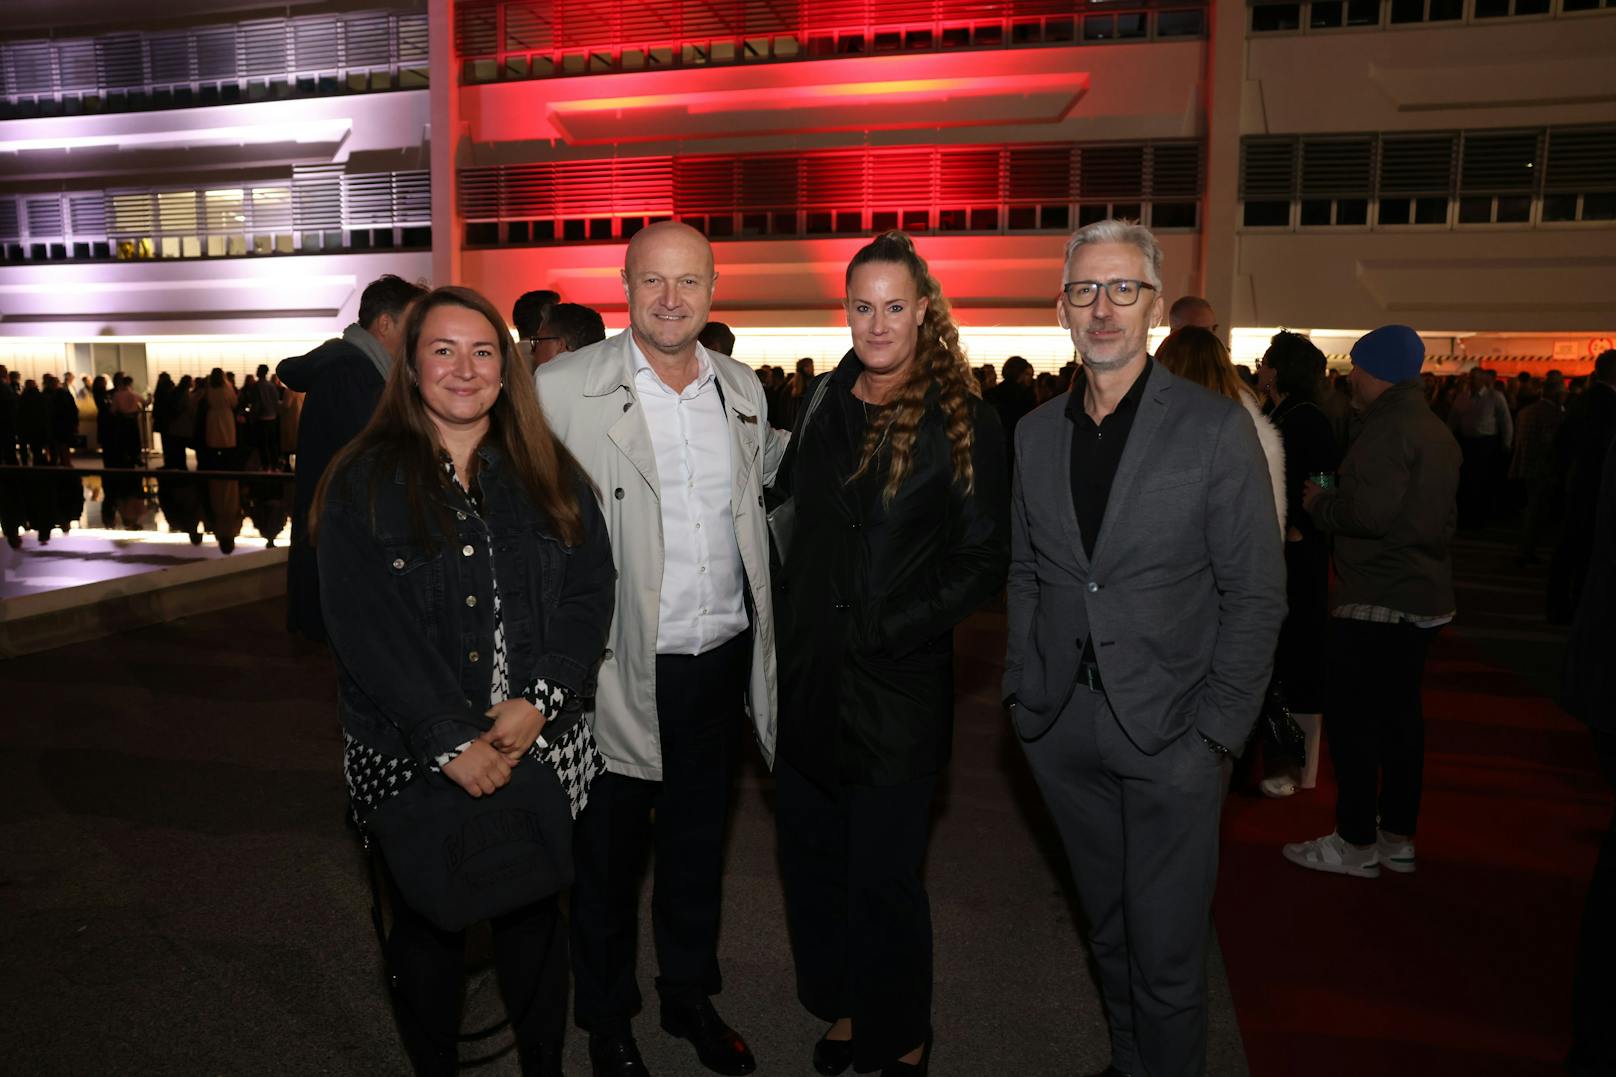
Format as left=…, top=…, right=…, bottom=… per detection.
left=1078, top=661, right=1104, bottom=693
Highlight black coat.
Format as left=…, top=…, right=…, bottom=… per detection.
left=772, top=351, right=1009, bottom=788
left=277, top=337, right=386, bottom=641
left=1563, top=435, right=1616, bottom=732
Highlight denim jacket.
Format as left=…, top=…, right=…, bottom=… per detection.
left=317, top=442, right=615, bottom=767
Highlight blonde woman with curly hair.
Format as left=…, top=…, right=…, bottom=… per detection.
left=769, top=231, right=1009, bottom=1077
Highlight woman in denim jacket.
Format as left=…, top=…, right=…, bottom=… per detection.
left=313, top=285, right=614, bottom=1075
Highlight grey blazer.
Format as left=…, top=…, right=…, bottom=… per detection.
left=1003, top=362, right=1286, bottom=753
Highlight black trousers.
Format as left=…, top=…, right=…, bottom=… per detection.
left=1324, top=617, right=1439, bottom=846
left=569, top=630, right=751, bottom=1033
left=776, top=758, right=937, bottom=1073
left=381, top=862, right=568, bottom=1076
left=1569, top=730, right=1616, bottom=1077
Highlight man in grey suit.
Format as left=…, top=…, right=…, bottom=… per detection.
left=1004, top=220, right=1286, bottom=1077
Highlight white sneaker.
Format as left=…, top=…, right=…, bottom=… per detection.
left=1376, top=831, right=1416, bottom=874
left=1282, top=831, right=1381, bottom=878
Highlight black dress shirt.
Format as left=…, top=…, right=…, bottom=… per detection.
left=1066, top=358, right=1152, bottom=668
left=1066, top=358, right=1153, bottom=560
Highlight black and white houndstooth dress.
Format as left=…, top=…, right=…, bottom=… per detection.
left=343, top=462, right=604, bottom=823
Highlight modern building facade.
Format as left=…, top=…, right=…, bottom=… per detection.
left=2, top=0, right=1612, bottom=383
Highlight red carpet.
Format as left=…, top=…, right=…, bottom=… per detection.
left=1214, top=633, right=1611, bottom=1076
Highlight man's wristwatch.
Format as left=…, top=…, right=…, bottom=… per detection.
left=1199, top=733, right=1231, bottom=758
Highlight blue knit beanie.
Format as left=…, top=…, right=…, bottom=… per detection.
left=1350, top=325, right=1425, bottom=384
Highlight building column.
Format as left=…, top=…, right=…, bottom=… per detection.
left=429, top=0, right=462, bottom=288
left=1200, top=0, right=1246, bottom=340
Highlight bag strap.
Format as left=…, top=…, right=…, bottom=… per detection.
left=799, top=373, right=832, bottom=435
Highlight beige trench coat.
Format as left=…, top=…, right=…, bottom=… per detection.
left=535, top=330, right=787, bottom=781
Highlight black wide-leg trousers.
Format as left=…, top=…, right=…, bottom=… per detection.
left=776, top=757, right=938, bottom=1073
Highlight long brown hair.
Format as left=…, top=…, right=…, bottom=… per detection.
left=1155, top=326, right=1259, bottom=409
left=310, top=285, right=590, bottom=547
left=846, top=231, right=978, bottom=504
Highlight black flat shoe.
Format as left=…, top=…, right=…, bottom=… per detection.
left=588, top=1032, right=649, bottom=1077
left=812, top=1031, right=854, bottom=1075
left=659, top=996, right=756, bottom=1076
left=880, top=1037, right=930, bottom=1076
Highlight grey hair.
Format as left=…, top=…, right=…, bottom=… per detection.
left=1061, top=219, right=1164, bottom=290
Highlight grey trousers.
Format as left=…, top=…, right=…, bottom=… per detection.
left=1021, top=684, right=1228, bottom=1077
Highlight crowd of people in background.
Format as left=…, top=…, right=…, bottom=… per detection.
left=1, top=221, right=1612, bottom=1077
left=0, top=359, right=306, bottom=548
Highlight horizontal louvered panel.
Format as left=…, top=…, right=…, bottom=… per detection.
left=1300, top=138, right=1374, bottom=197
left=1007, top=146, right=1074, bottom=202
left=938, top=149, right=1001, bottom=203
left=148, top=34, right=193, bottom=85
left=0, top=200, right=20, bottom=241
left=343, top=13, right=394, bottom=66
left=248, top=186, right=295, bottom=231
left=674, top=158, right=737, bottom=213
left=398, top=14, right=431, bottom=64
left=392, top=171, right=433, bottom=223
left=69, top=194, right=107, bottom=236
left=803, top=153, right=867, bottom=208
left=1460, top=131, right=1540, bottom=193
left=1544, top=127, right=1616, bottom=192
left=294, top=18, right=341, bottom=70
left=294, top=165, right=345, bottom=229
left=195, top=27, right=239, bottom=79
left=1150, top=142, right=1201, bottom=199
left=158, top=191, right=198, bottom=232
left=867, top=149, right=935, bottom=205
left=344, top=173, right=396, bottom=225
left=1081, top=144, right=1145, bottom=200
left=57, top=41, right=98, bottom=93
left=1240, top=139, right=1296, bottom=199
left=460, top=0, right=1153, bottom=56
left=6, top=41, right=56, bottom=95
left=107, top=192, right=157, bottom=235
left=239, top=20, right=289, bottom=76
left=457, top=1, right=501, bottom=55
left=25, top=197, right=63, bottom=237
left=96, top=35, right=146, bottom=90
left=1378, top=135, right=1455, bottom=195
left=460, top=141, right=1200, bottom=226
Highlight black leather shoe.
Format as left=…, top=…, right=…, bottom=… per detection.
left=659, top=996, right=757, bottom=1076
left=588, top=1032, right=650, bottom=1077
left=812, top=1031, right=854, bottom=1075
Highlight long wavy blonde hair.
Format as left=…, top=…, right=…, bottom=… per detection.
left=846, top=231, right=979, bottom=504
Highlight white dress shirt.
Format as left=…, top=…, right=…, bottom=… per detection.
left=631, top=338, right=748, bottom=655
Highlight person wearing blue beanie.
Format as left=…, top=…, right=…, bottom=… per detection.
left=1283, top=324, right=1462, bottom=879
left=1349, top=324, right=1426, bottom=386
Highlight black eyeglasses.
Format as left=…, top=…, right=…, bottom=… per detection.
left=1061, top=279, right=1157, bottom=308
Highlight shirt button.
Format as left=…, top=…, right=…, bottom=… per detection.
left=391, top=558, right=405, bottom=570
left=614, top=487, right=625, bottom=500
left=462, top=544, right=474, bottom=557
left=1087, top=582, right=1101, bottom=593
left=699, top=565, right=707, bottom=574
left=694, top=522, right=701, bottom=530
left=700, top=607, right=708, bottom=615
left=465, top=595, right=478, bottom=607
left=468, top=651, right=480, bottom=663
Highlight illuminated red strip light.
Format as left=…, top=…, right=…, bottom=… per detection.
left=458, top=140, right=1202, bottom=241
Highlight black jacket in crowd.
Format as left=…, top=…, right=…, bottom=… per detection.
left=16, top=387, right=47, bottom=447
left=317, top=442, right=616, bottom=766
left=49, top=388, right=79, bottom=445
left=771, top=350, right=1010, bottom=788
left=277, top=337, right=386, bottom=641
